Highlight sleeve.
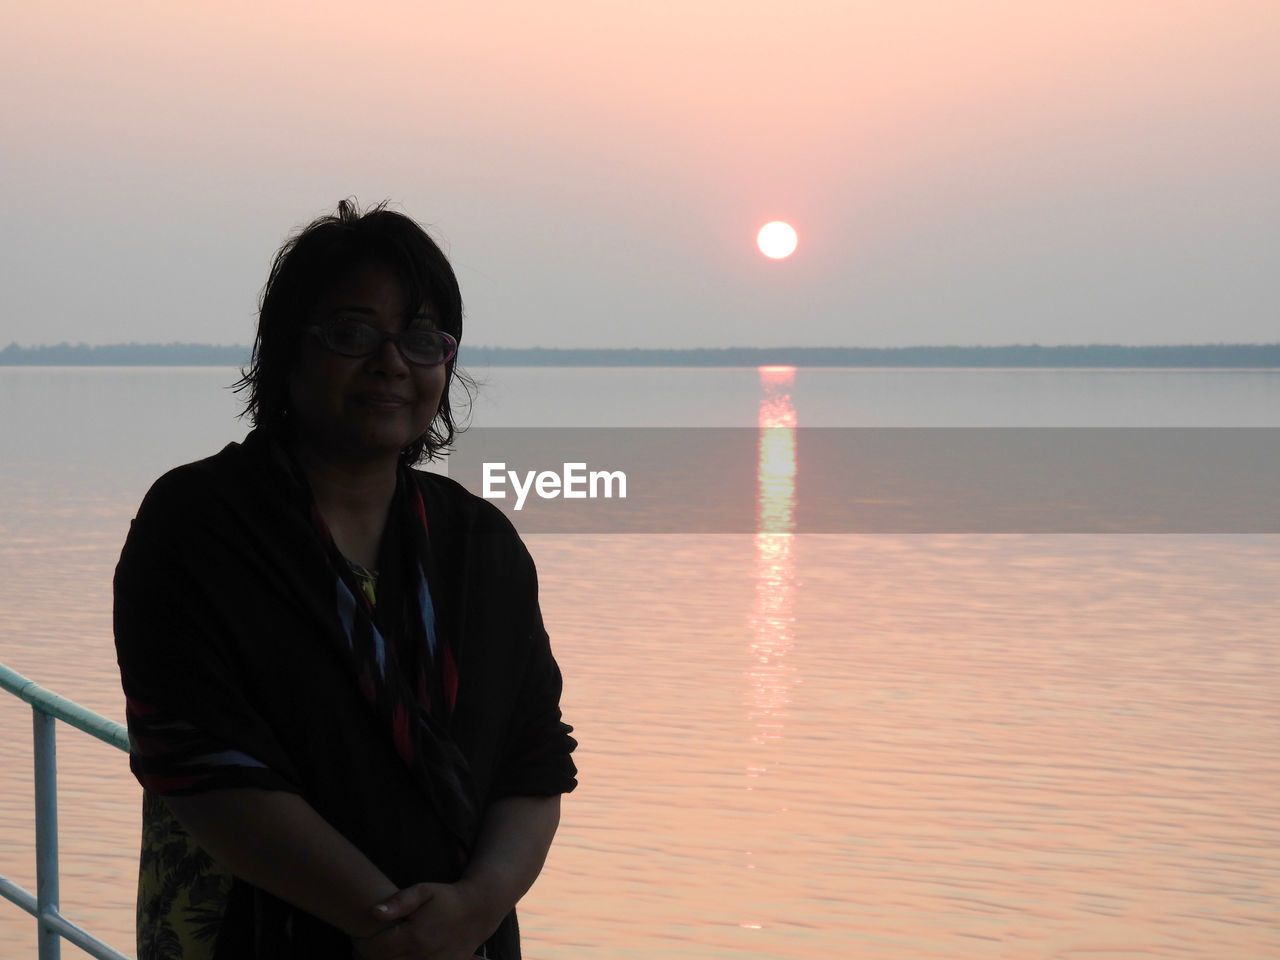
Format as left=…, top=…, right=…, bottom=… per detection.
left=114, top=478, right=301, bottom=797
left=487, top=534, right=578, bottom=800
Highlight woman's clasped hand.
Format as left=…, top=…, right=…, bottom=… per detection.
left=354, top=882, right=495, bottom=960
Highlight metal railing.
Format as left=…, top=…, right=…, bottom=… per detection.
left=0, top=662, right=133, bottom=960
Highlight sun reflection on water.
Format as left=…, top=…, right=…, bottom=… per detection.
left=747, top=365, right=798, bottom=755
left=740, top=365, right=802, bottom=929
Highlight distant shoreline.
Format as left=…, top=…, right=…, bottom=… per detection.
left=2, top=342, right=1279, bottom=368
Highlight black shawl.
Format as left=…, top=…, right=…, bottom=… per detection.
left=114, top=430, right=577, bottom=958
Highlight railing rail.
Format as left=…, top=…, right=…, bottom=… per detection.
left=0, top=662, right=133, bottom=960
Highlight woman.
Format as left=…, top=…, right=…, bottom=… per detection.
left=114, top=200, right=577, bottom=960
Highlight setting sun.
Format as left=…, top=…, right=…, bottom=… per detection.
left=757, top=221, right=798, bottom=259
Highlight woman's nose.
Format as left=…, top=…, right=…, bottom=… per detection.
left=366, top=335, right=411, bottom=374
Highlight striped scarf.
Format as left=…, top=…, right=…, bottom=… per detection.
left=306, top=467, right=477, bottom=861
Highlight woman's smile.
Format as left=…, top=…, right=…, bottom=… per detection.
left=352, top=392, right=410, bottom=408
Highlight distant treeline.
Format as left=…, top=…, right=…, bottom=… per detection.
left=3, top=341, right=1279, bottom=367
left=461, top=344, right=1280, bottom=367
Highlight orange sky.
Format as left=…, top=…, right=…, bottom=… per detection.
left=2, top=0, right=1277, bottom=346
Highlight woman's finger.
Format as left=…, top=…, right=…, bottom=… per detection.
left=372, top=882, right=436, bottom=921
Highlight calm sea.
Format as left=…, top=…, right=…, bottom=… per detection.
left=2, top=366, right=1278, bottom=959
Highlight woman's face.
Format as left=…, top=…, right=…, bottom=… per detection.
left=287, top=259, right=447, bottom=467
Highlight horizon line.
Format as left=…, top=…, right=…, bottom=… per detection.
left=5, top=341, right=1280, bottom=351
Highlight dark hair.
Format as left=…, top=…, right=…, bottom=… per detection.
left=234, top=199, right=474, bottom=464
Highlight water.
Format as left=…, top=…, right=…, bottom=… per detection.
left=2, top=366, right=1278, bottom=958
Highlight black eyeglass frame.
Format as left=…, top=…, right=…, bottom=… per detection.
left=304, top=318, right=458, bottom=368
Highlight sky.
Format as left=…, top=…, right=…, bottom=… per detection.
left=2, top=0, right=1277, bottom=349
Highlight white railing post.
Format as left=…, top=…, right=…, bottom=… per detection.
left=33, top=707, right=62, bottom=960
left=2, top=663, right=133, bottom=959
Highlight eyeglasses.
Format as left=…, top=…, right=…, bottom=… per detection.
left=306, top=317, right=458, bottom=367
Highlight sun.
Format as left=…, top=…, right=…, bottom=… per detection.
left=757, top=221, right=798, bottom=259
